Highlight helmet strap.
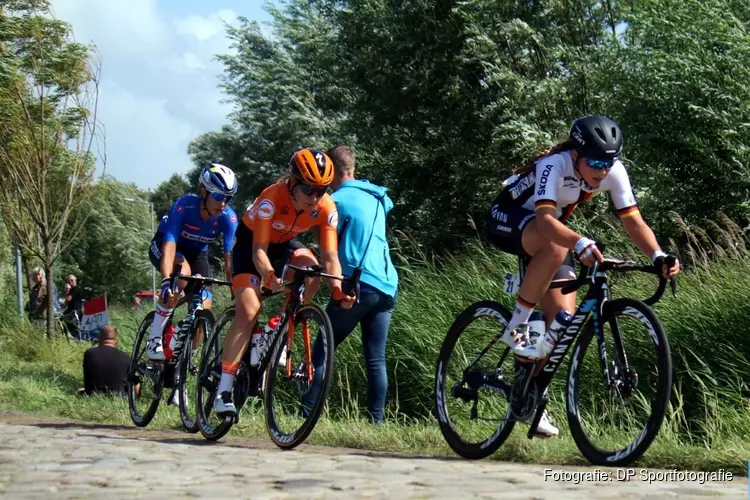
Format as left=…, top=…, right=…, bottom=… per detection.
left=574, top=158, right=596, bottom=191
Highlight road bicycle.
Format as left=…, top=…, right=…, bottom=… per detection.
left=196, top=251, right=360, bottom=449
left=127, top=268, right=231, bottom=432
left=434, top=248, right=677, bottom=465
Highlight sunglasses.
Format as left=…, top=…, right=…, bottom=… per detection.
left=209, top=191, right=233, bottom=203
left=584, top=157, right=617, bottom=170
left=297, top=183, right=327, bottom=197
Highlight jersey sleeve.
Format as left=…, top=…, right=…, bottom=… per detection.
left=318, top=196, right=339, bottom=253
left=533, top=158, right=563, bottom=212
left=162, top=198, right=186, bottom=244
left=603, top=161, right=640, bottom=218
left=221, top=207, right=239, bottom=253
left=250, top=196, right=275, bottom=246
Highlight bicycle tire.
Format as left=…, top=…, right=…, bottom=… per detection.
left=178, top=309, right=216, bottom=433
left=128, top=311, right=163, bottom=427
left=196, top=307, right=235, bottom=441
left=434, top=300, right=516, bottom=459
left=566, top=297, right=672, bottom=465
left=264, top=303, right=334, bottom=449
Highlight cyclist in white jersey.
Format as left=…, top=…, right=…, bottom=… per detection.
left=486, top=114, right=681, bottom=437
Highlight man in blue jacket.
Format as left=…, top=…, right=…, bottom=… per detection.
left=303, top=145, right=398, bottom=425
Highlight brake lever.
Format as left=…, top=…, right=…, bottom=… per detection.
left=590, top=260, right=599, bottom=284
left=670, top=277, right=677, bottom=297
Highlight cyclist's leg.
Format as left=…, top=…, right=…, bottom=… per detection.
left=486, top=205, right=567, bottom=354
left=282, top=239, right=320, bottom=304
left=214, top=223, right=263, bottom=415
left=184, top=251, right=213, bottom=350
left=147, top=232, right=188, bottom=360
left=539, top=251, right=577, bottom=328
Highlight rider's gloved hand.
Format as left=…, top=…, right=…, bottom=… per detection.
left=652, top=250, right=680, bottom=279
left=574, top=236, right=604, bottom=266
left=332, top=287, right=355, bottom=310
left=160, top=277, right=173, bottom=303
left=263, top=270, right=282, bottom=291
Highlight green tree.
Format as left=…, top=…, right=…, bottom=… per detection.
left=151, top=173, right=190, bottom=219
left=0, top=0, right=103, bottom=336
left=58, top=177, right=152, bottom=303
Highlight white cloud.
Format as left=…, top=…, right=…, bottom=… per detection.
left=49, top=0, right=238, bottom=189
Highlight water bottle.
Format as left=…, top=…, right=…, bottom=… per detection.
left=264, top=316, right=283, bottom=366
left=249, top=325, right=264, bottom=367
left=163, top=324, right=175, bottom=361
left=169, top=320, right=187, bottom=355
left=541, top=310, right=573, bottom=356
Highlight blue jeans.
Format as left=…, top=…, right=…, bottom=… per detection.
left=303, top=284, right=396, bottom=424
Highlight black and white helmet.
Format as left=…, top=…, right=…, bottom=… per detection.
left=199, top=163, right=238, bottom=196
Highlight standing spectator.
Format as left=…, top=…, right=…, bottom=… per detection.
left=63, top=274, right=83, bottom=337
left=77, top=325, right=135, bottom=396
left=27, top=267, right=48, bottom=327
left=304, top=145, right=399, bottom=425
left=60, top=283, right=71, bottom=308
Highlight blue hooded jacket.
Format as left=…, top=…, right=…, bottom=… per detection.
left=332, top=179, right=398, bottom=298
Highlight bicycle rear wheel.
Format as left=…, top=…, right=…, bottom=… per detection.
left=196, top=307, right=235, bottom=441
left=264, top=303, right=334, bottom=449
left=178, top=309, right=215, bottom=433
left=434, top=300, right=516, bottom=459
left=128, top=312, right=164, bottom=427
left=567, top=298, right=672, bottom=465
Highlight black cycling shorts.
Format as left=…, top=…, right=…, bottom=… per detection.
left=149, top=231, right=212, bottom=293
left=486, top=203, right=576, bottom=282
left=231, top=222, right=308, bottom=289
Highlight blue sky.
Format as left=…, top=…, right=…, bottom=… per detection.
left=49, top=0, right=276, bottom=191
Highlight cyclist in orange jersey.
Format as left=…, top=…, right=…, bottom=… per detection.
left=214, top=148, right=355, bottom=417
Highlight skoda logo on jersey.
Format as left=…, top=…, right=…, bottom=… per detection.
left=230, top=215, right=237, bottom=223
left=272, top=220, right=286, bottom=231
left=310, top=210, right=319, bottom=219
left=537, top=164, right=552, bottom=196
left=258, top=199, right=275, bottom=219
left=328, top=210, right=338, bottom=227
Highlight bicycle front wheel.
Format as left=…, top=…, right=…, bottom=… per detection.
left=128, top=312, right=163, bottom=427
left=196, top=307, right=235, bottom=441
left=178, top=309, right=216, bottom=433
left=264, top=303, right=334, bottom=449
left=567, top=297, right=672, bottom=465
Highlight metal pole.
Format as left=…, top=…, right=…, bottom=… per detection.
left=150, top=202, right=156, bottom=307
left=15, top=244, right=23, bottom=320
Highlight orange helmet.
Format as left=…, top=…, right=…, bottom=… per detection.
left=289, top=148, right=334, bottom=188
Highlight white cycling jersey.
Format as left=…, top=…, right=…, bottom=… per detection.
left=498, top=150, right=638, bottom=221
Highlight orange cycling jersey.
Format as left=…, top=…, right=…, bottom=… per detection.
left=241, top=180, right=339, bottom=252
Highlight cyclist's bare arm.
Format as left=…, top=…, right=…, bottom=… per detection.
left=160, top=240, right=177, bottom=280
left=619, top=209, right=661, bottom=257
left=251, top=242, right=275, bottom=282
left=535, top=206, right=584, bottom=250
left=320, top=248, right=345, bottom=292
left=223, top=252, right=232, bottom=284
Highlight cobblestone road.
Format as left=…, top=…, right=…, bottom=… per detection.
left=0, top=412, right=745, bottom=499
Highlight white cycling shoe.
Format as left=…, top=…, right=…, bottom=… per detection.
left=521, top=410, right=559, bottom=438
left=146, top=336, right=165, bottom=361
left=503, top=324, right=546, bottom=360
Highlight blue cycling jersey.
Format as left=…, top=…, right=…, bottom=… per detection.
left=157, top=194, right=238, bottom=254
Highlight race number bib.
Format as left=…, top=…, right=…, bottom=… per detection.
left=503, top=273, right=520, bottom=296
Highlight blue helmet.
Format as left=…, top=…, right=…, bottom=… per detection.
left=199, top=163, right=237, bottom=196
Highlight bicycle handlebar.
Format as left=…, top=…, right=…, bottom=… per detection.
left=273, top=248, right=362, bottom=303
left=550, top=245, right=677, bottom=305
left=177, top=275, right=232, bottom=287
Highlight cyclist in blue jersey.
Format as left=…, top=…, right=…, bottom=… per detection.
left=146, top=164, right=239, bottom=362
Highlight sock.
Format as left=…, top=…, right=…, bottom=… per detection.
left=217, top=362, right=238, bottom=395
left=149, top=303, right=173, bottom=341
left=507, top=296, right=535, bottom=332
